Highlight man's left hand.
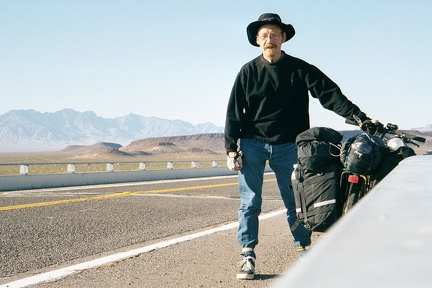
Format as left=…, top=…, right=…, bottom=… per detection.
left=361, top=119, right=384, bottom=135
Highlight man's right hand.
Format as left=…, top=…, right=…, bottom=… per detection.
left=227, top=151, right=243, bottom=171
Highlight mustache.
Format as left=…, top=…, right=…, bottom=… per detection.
left=264, top=44, right=276, bottom=49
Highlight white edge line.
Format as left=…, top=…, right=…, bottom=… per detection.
left=1, top=209, right=286, bottom=288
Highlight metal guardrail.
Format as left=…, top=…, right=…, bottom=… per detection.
left=0, top=160, right=223, bottom=175
left=1, top=159, right=271, bottom=192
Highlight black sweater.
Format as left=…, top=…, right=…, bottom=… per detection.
left=224, top=52, right=368, bottom=152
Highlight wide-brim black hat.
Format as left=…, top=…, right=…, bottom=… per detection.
left=246, top=13, right=295, bottom=47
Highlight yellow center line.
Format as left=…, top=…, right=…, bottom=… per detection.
left=0, top=192, right=135, bottom=211
left=0, top=179, right=276, bottom=211
left=139, top=182, right=237, bottom=194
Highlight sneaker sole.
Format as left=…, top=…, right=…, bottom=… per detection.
left=237, top=273, right=254, bottom=280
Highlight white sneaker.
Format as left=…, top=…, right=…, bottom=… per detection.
left=236, top=256, right=255, bottom=279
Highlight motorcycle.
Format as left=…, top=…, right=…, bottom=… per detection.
left=340, top=117, right=426, bottom=214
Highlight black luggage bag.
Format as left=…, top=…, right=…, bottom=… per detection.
left=291, top=127, right=343, bottom=233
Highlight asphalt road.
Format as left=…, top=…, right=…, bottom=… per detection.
left=0, top=174, right=323, bottom=287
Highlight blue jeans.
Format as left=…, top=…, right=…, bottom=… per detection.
left=236, top=138, right=311, bottom=250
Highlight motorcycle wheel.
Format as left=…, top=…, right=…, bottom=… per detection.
left=342, top=182, right=361, bottom=215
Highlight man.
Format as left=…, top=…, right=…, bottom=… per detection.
left=225, top=13, right=379, bottom=280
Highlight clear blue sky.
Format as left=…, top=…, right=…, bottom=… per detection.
left=1, top=1, right=431, bottom=130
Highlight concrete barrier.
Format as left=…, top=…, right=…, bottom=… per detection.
left=0, top=167, right=237, bottom=191
left=272, top=155, right=432, bottom=288
left=0, top=164, right=274, bottom=191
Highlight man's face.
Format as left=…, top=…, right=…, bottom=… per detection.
left=256, top=24, right=286, bottom=61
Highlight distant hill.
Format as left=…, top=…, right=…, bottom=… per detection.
left=120, top=133, right=225, bottom=155
left=414, top=124, right=432, bottom=131
left=58, top=130, right=432, bottom=159
left=60, top=134, right=226, bottom=159
left=0, top=109, right=224, bottom=152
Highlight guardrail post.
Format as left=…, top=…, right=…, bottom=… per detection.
left=212, top=161, right=218, bottom=167
left=167, top=162, right=173, bottom=169
left=191, top=161, right=197, bottom=168
left=106, top=163, right=114, bottom=172
left=139, top=162, right=146, bottom=170
left=19, top=165, right=29, bottom=175
left=67, top=164, right=76, bottom=173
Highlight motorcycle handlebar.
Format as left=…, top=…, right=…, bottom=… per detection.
left=345, top=118, right=426, bottom=144
left=392, top=130, right=426, bottom=143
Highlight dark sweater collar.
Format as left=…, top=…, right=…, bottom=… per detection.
left=259, top=51, right=288, bottom=65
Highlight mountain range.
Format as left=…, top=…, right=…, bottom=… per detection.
left=0, top=109, right=430, bottom=153
left=0, top=109, right=224, bottom=152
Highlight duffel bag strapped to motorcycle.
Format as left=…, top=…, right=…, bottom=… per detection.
left=295, top=127, right=343, bottom=179
left=291, top=127, right=344, bottom=233
left=291, top=168, right=342, bottom=233
left=340, top=132, right=385, bottom=175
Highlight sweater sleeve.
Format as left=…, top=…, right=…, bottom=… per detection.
left=224, top=73, right=246, bottom=152
left=304, top=65, right=369, bottom=124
